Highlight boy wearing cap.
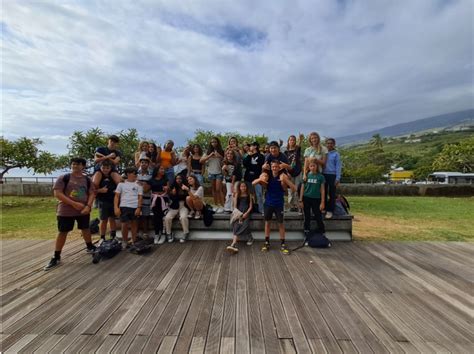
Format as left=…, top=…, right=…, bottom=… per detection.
left=262, top=141, right=291, bottom=172
left=137, top=157, right=153, bottom=239
left=94, top=135, right=123, bottom=185
left=253, top=160, right=296, bottom=254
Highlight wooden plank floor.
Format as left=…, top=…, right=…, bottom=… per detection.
left=1, top=239, right=473, bottom=353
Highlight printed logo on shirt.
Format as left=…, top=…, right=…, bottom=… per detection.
left=69, top=186, right=87, bottom=199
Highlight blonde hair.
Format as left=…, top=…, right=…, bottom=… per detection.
left=308, top=132, right=322, bottom=153
left=137, top=140, right=149, bottom=152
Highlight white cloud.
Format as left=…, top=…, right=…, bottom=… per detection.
left=2, top=0, right=473, bottom=153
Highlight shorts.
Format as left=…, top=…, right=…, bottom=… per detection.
left=264, top=205, right=284, bottom=223
left=140, top=205, right=151, bottom=217
left=98, top=200, right=115, bottom=220
left=57, top=215, right=91, bottom=233
left=120, top=207, right=137, bottom=222
left=208, top=173, right=223, bottom=181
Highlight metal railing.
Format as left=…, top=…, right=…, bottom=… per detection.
left=2, top=177, right=57, bottom=184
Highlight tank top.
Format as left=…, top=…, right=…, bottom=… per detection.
left=265, top=174, right=285, bottom=207
left=160, top=150, right=173, bottom=169
left=191, top=157, right=202, bottom=172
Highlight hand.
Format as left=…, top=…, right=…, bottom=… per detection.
left=72, top=202, right=85, bottom=211
left=262, top=163, right=270, bottom=170
left=182, top=185, right=189, bottom=191
left=115, top=208, right=121, bottom=217
left=81, top=205, right=91, bottom=215
left=335, top=181, right=340, bottom=187
left=99, top=186, right=108, bottom=193
left=135, top=208, right=142, bottom=216
left=320, top=204, right=325, bottom=212
left=303, top=174, right=307, bottom=182
left=299, top=201, right=304, bottom=208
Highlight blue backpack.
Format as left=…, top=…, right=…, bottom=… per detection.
left=307, top=232, right=332, bottom=248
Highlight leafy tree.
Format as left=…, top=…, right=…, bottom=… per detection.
left=187, top=129, right=268, bottom=152
left=0, top=137, right=67, bottom=180
left=432, top=137, right=474, bottom=173
left=369, top=134, right=383, bottom=149
left=67, top=127, right=140, bottom=172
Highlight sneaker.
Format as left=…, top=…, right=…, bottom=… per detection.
left=246, top=237, right=254, bottom=246
left=154, top=233, right=160, bottom=245
left=167, top=233, right=174, bottom=243
left=180, top=233, right=190, bottom=243
left=194, top=211, right=201, bottom=219
left=261, top=242, right=270, bottom=252
left=216, top=207, right=225, bottom=214
left=188, top=211, right=195, bottom=219
left=280, top=243, right=290, bottom=255
left=304, top=242, right=309, bottom=247
left=158, top=234, right=166, bottom=245
left=226, top=244, right=239, bottom=254
left=325, top=211, right=333, bottom=219
left=142, top=233, right=150, bottom=240
left=122, top=241, right=130, bottom=249
left=224, top=209, right=232, bottom=214
left=44, top=257, right=60, bottom=271
left=86, top=245, right=97, bottom=254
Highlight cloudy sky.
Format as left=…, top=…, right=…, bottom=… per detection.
left=2, top=0, right=473, bottom=154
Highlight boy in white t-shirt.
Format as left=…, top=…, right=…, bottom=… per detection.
left=114, top=167, right=143, bottom=248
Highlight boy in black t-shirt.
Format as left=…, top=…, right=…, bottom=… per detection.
left=93, top=160, right=117, bottom=241
left=94, top=135, right=123, bottom=185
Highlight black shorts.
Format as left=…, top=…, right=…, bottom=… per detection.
left=120, top=207, right=137, bottom=222
left=57, top=215, right=90, bottom=233
left=264, top=205, right=284, bottom=223
left=98, top=200, right=115, bottom=220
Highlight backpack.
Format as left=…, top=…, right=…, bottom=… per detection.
left=92, top=238, right=122, bottom=264
left=337, top=194, right=350, bottom=214
left=202, top=204, right=215, bottom=227
left=129, top=239, right=153, bottom=255
left=89, top=218, right=100, bottom=234
left=62, top=173, right=92, bottom=193
left=307, top=232, right=332, bottom=248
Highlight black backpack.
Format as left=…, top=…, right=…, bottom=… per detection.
left=62, top=173, right=92, bottom=193
left=307, top=232, right=332, bottom=248
left=89, top=218, right=100, bottom=234
left=202, top=204, right=215, bottom=227
left=129, top=239, right=153, bottom=255
left=92, top=238, right=122, bottom=264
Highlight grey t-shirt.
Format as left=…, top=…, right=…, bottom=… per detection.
left=115, top=181, right=143, bottom=208
left=204, top=154, right=223, bottom=175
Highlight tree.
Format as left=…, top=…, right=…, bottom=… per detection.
left=0, top=137, right=68, bottom=180
left=432, top=137, right=474, bottom=173
left=187, top=129, right=268, bottom=152
left=369, top=134, right=383, bottom=149
left=67, top=127, right=140, bottom=172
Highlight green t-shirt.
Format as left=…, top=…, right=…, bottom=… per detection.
left=303, top=172, right=325, bottom=199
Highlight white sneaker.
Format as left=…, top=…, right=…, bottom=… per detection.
left=154, top=234, right=160, bottom=245
left=167, top=233, right=174, bottom=243
left=216, top=207, right=225, bottom=214
left=194, top=211, right=201, bottom=219
left=188, top=211, right=195, bottom=218
left=325, top=211, right=333, bottom=219
left=158, top=234, right=166, bottom=245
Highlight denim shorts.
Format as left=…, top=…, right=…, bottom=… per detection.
left=208, top=173, right=223, bottom=181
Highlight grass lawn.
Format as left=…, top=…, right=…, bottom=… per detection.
left=350, top=196, right=474, bottom=241
left=1, top=196, right=473, bottom=241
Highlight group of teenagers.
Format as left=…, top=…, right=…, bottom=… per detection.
left=44, top=132, right=342, bottom=270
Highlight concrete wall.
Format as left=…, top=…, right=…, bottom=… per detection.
left=2, top=182, right=473, bottom=197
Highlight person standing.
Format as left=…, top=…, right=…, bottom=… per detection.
left=44, top=158, right=97, bottom=271
left=284, top=134, right=303, bottom=212
left=201, top=137, right=225, bottom=213
left=253, top=160, right=296, bottom=255
left=323, top=138, right=342, bottom=219
left=243, top=141, right=265, bottom=214
left=303, top=132, right=327, bottom=180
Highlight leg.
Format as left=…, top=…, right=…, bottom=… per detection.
left=111, top=171, right=122, bottom=185
left=313, top=198, right=326, bottom=233
left=99, top=219, right=108, bottom=238
left=224, top=182, right=233, bottom=211
left=130, top=220, right=138, bottom=243
left=254, top=183, right=264, bottom=214
left=303, top=197, right=312, bottom=232
left=152, top=204, right=164, bottom=235
left=55, top=232, right=68, bottom=252
left=278, top=223, right=286, bottom=241
left=178, top=204, right=189, bottom=234
left=109, top=217, right=117, bottom=238
left=164, top=209, right=178, bottom=234
left=81, top=228, right=92, bottom=244
left=211, top=180, right=218, bottom=205
left=326, top=174, right=337, bottom=213
left=186, top=196, right=195, bottom=211
left=122, top=222, right=129, bottom=243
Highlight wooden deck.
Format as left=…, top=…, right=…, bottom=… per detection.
left=1, top=239, right=473, bottom=353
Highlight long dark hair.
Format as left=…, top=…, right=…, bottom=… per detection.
left=191, top=144, right=203, bottom=156
left=147, top=142, right=158, bottom=162
left=207, top=137, right=224, bottom=156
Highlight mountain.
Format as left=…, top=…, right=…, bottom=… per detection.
left=336, top=109, right=474, bottom=146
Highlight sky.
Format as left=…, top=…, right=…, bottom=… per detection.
left=2, top=0, right=473, bottom=155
